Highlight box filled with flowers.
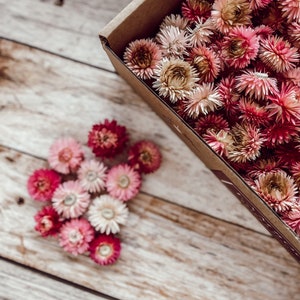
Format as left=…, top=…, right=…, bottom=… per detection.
left=100, top=0, right=300, bottom=262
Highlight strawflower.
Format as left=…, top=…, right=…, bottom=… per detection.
left=194, top=113, right=230, bottom=135
left=160, top=14, right=190, bottom=31
left=181, top=0, right=212, bottom=22
left=282, top=204, right=300, bottom=236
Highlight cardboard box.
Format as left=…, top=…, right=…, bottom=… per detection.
left=99, top=0, right=300, bottom=262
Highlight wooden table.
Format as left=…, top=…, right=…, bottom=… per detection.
left=0, top=1, right=299, bottom=299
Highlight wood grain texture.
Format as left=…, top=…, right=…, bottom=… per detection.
left=0, top=0, right=132, bottom=71
left=0, top=146, right=299, bottom=300
left=0, top=38, right=268, bottom=234
left=0, top=259, right=111, bottom=300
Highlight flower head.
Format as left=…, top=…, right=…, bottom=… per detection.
left=59, top=218, right=94, bottom=256
left=88, top=119, right=128, bottom=159
left=280, top=0, right=300, bottom=23
left=34, top=206, right=62, bottom=237
left=283, top=67, right=300, bottom=87
left=211, top=0, right=252, bottom=34
left=153, top=58, right=198, bottom=103
left=160, top=14, right=190, bottom=30
left=247, top=158, right=285, bottom=179
left=87, top=194, right=129, bottom=234
left=253, top=171, right=298, bottom=213
left=27, top=169, right=61, bottom=201
left=184, top=83, right=222, bottom=118
left=89, top=234, right=121, bottom=265
left=259, top=36, right=299, bottom=73
left=52, top=180, right=90, bottom=219
left=128, top=140, right=162, bottom=174
left=194, top=113, right=230, bottom=135
left=123, top=38, right=162, bottom=80
left=291, top=162, right=300, bottom=187
left=48, top=137, right=84, bottom=174
left=77, top=159, right=107, bottom=193
left=221, top=26, right=259, bottom=69
left=106, top=164, right=142, bottom=201
left=282, top=204, right=300, bottom=236
left=287, top=22, right=300, bottom=48
left=181, top=0, right=212, bottom=22
left=249, top=0, right=273, bottom=10
left=188, top=45, right=220, bottom=83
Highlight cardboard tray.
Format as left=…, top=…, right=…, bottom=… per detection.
left=99, top=0, right=300, bottom=262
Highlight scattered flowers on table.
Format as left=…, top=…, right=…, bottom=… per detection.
left=123, top=0, right=300, bottom=238
left=27, top=119, right=162, bottom=265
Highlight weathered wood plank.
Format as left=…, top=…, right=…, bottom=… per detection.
left=0, top=38, right=267, bottom=234
left=0, top=0, right=132, bottom=71
left=0, top=258, right=112, bottom=300
left=0, top=146, right=299, bottom=300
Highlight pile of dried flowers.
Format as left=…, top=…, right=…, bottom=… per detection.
left=123, top=0, right=300, bottom=237
left=27, top=119, right=162, bottom=265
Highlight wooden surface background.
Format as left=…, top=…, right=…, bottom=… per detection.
left=0, top=0, right=299, bottom=299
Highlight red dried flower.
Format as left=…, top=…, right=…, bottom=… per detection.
left=34, top=206, right=62, bottom=237
left=27, top=169, right=61, bottom=202
left=88, top=119, right=129, bottom=159
left=128, top=140, right=162, bottom=174
left=181, top=0, right=212, bottom=22
left=194, top=113, right=229, bottom=135
left=247, top=158, right=285, bottom=179
left=89, top=234, right=121, bottom=265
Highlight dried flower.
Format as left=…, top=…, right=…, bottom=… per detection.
left=249, top=0, right=273, bottom=11
left=48, top=137, right=84, bottom=174
left=87, top=194, right=129, bottom=235
left=59, top=218, right=94, bottom=256
left=123, top=38, right=162, bottom=80
left=235, top=69, right=278, bottom=101
left=34, top=206, right=62, bottom=237
left=211, top=0, right=252, bottom=34
left=183, top=83, right=222, bottom=118
left=27, top=169, right=61, bottom=202
left=181, top=0, right=212, bottom=22
left=160, top=14, right=190, bottom=30
left=280, top=0, right=300, bottom=23
left=259, top=36, right=299, bottom=73
left=128, top=140, right=162, bottom=174
left=221, top=26, right=259, bottom=69
left=282, top=204, right=300, bottom=236
left=153, top=58, right=198, bottom=103
left=77, top=159, right=107, bottom=193
left=52, top=180, right=90, bottom=219
left=88, top=119, right=128, bottom=159
left=291, top=162, right=300, bottom=187
left=156, top=26, right=189, bottom=58
left=188, top=45, right=220, bottom=82
left=287, top=21, right=300, bottom=48
left=253, top=171, right=298, bottom=213
left=283, top=67, right=300, bottom=87
left=89, top=234, right=121, bottom=265
left=247, top=158, right=285, bottom=179
left=106, top=164, right=142, bottom=201
left=194, top=113, right=230, bottom=135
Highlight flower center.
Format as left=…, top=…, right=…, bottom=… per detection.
left=98, top=244, right=112, bottom=258
left=36, top=178, right=50, bottom=192
left=118, top=175, right=130, bottom=188
left=58, top=148, right=73, bottom=163
left=194, top=56, right=210, bottom=74
left=41, top=216, right=52, bottom=231
left=228, top=39, right=246, bottom=57
left=140, top=150, right=152, bottom=164
left=101, top=208, right=115, bottom=220
left=68, top=230, right=82, bottom=244
left=86, top=170, right=98, bottom=182
left=97, top=129, right=118, bottom=148
left=132, top=47, right=152, bottom=69
left=64, top=193, right=77, bottom=206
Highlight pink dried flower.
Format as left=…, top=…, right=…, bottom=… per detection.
left=34, top=206, right=62, bottom=237
left=238, top=98, right=271, bottom=126
left=211, top=0, right=252, bottom=34
left=254, top=25, right=274, bottom=40
left=249, top=0, right=273, bottom=10
left=227, top=123, right=265, bottom=163
left=188, top=45, right=220, bottom=83
left=59, top=218, right=94, bottom=256
left=123, top=38, right=162, bottom=80
left=27, top=169, right=61, bottom=202
left=221, top=26, right=260, bottom=69
left=153, top=58, right=198, bottom=103
left=287, top=22, right=300, bottom=48
left=181, top=0, right=212, bottom=22
left=275, top=143, right=300, bottom=166
left=187, top=17, right=215, bottom=47
left=235, top=69, right=278, bottom=101
left=87, top=194, right=129, bottom=235
left=203, top=129, right=233, bottom=157
left=52, top=180, right=90, bottom=219
left=282, top=205, right=300, bottom=236
left=106, top=164, right=142, bottom=201
left=280, top=0, right=300, bottom=23
left=48, top=137, right=84, bottom=174
left=156, top=26, right=189, bottom=58
left=160, top=14, right=190, bottom=30
left=77, top=159, right=107, bottom=193
left=128, top=140, right=162, bottom=174
left=247, top=158, right=285, bottom=179
left=259, top=36, right=299, bottom=73
left=291, top=162, right=300, bottom=187
left=253, top=171, right=298, bottom=213
left=283, top=67, right=300, bottom=87
left=89, top=234, right=121, bottom=266
left=195, top=113, right=230, bottom=135
left=267, top=83, right=300, bottom=125
left=184, top=83, right=222, bottom=118
left=88, top=119, right=128, bottom=159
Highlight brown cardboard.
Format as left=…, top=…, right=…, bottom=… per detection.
left=100, top=0, right=300, bottom=262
